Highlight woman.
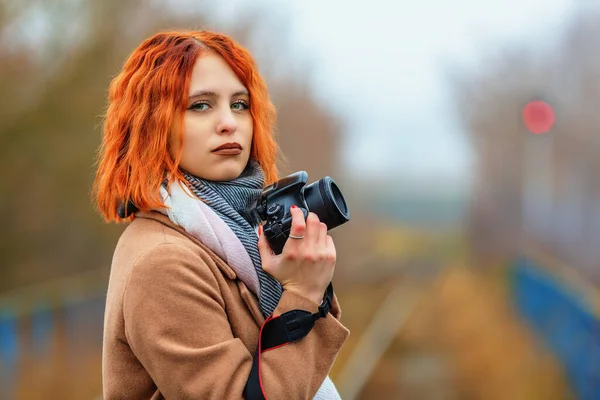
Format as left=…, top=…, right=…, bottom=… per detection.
left=94, top=30, right=349, bottom=399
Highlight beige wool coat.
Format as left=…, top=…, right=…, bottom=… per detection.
left=102, top=211, right=350, bottom=399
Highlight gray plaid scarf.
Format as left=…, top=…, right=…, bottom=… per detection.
left=182, top=160, right=283, bottom=317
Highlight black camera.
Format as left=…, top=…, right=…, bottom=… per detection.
left=251, top=171, right=350, bottom=255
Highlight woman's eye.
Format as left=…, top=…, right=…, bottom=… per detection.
left=190, top=102, right=210, bottom=111
left=231, top=100, right=249, bottom=111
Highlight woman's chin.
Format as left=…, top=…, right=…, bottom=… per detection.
left=183, top=156, right=248, bottom=181
left=205, top=166, right=245, bottom=182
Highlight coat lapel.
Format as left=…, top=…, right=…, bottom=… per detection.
left=135, top=211, right=265, bottom=326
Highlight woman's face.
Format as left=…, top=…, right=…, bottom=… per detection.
left=170, top=51, right=253, bottom=181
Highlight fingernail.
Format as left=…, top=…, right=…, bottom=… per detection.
left=258, top=224, right=263, bottom=235
left=291, top=205, right=297, bottom=210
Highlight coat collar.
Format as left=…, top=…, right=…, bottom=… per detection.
left=134, top=211, right=237, bottom=281
left=134, top=210, right=265, bottom=325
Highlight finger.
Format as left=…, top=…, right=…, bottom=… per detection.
left=257, top=223, right=274, bottom=261
left=304, top=212, right=321, bottom=245
left=317, top=222, right=328, bottom=248
left=282, top=206, right=306, bottom=255
left=288, top=206, right=307, bottom=239
left=326, top=235, right=336, bottom=256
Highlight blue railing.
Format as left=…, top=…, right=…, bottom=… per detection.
left=0, top=269, right=107, bottom=399
left=511, top=257, right=600, bottom=400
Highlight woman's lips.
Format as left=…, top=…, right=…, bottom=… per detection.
left=212, top=148, right=242, bottom=156
left=212, top=142, right=242, bottom=155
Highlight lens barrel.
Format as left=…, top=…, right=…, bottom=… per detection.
left=303, top=177, right=350, bottom=230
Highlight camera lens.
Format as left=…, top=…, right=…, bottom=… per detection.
left=303, top=177, right=350, bottom=230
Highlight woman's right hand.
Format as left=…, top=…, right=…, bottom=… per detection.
left=258, top=206, right=336, bottom=305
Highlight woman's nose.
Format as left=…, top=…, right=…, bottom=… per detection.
left=216, top=108, right=237, bottom=135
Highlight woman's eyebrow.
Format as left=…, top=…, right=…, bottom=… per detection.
left=188, top=89, right=249, bottom=99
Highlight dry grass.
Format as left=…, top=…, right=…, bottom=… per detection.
left=330, top=265, right=573, bottom=399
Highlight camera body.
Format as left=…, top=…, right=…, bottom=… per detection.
left=253, top=171, right=350, bottom=255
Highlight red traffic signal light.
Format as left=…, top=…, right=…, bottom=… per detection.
left=522, top=101, right=555, bottom=134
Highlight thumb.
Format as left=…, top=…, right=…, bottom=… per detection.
left=256, top=223, right=273, bottom=262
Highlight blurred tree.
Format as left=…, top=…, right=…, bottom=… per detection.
left=450, top=7, right=600, bottom=281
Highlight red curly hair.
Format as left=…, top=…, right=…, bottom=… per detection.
left=93, top=30, right=279, bottom=222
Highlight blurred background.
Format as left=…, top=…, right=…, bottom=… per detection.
left=1, top=0, right=600, bottom=398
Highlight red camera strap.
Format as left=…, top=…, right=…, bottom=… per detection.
left=243, top=283, right=334, bottom=400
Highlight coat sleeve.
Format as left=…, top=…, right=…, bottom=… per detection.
left=122, top=242, right=349, bottom=400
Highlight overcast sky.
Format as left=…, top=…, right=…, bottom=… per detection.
left=211, top=0, right=578, bottom=185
